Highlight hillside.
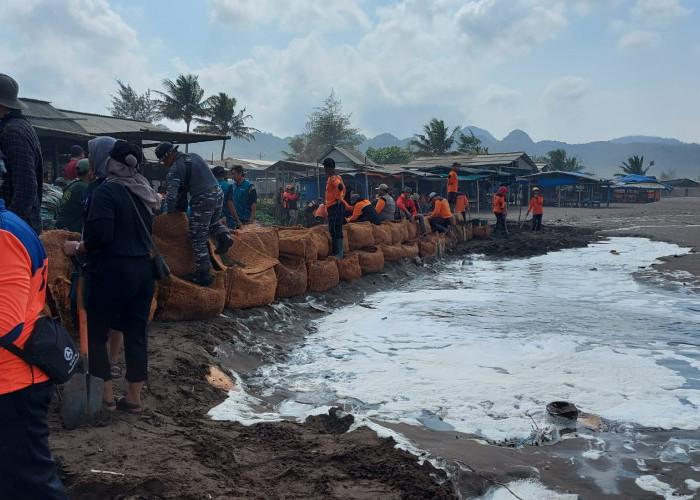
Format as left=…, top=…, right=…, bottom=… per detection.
left=188, top=127, right=700, bottom=180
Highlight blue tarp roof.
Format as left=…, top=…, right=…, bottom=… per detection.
left=615, top=174, right=657, bottom=183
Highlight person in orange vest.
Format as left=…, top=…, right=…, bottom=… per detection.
left=323, top=158, right=346, bottom=257
left=454, top=191, right=470, bottom=223
left=447, top=162, right=460, bottom=211
left=526, top=186, right=544, bottom=231
left=347, top=193, right=382, bottom=225
left=493, top=186, right=508, bottom=235
left=427, top=191, right=452, bottom=233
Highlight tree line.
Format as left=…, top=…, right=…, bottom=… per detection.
left=110, top=78, right=659, bottom=178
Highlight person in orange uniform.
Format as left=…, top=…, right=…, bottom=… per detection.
left=347, top=193, right=381, bottom=225
left=323, top=158, right=346, bottom=257
left=454, top=191, right=470, bottom=222
left=427, top=191, right=452, bottom=233
left=0, top=167, right=68, bottom=498
left=447, top=162, right=460, bottom=211
left=493, top=186, right=508, bottom=234
left=526, top=186, right=544, bottom=231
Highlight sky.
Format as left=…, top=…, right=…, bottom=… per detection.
left=1, top=0, right=699, bottom=145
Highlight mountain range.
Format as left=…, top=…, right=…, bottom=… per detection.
left=188, top=127, right=700, bottom=180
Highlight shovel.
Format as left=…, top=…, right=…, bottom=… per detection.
left=61, top=274, right=104, bottom=430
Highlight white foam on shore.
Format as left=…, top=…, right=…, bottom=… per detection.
left=478, top=479, right=579, bottom=499
left=213, top=238, right=700, bottom=443
left=635, top=475, right=695, bottom=500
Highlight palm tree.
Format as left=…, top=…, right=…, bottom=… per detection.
left=616, top=155, right=654, bottom=177
left=408, top=118, right=460, bottom=156
left=546, top=148, right=585, bottom=172
left=154, top=74, right=208, bottom=151
left=194, top=92, right=258, bottom=160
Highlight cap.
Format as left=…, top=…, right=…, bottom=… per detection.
left=322, top=158, right=335, bottom=169
left=350, top=193, right=361, bottom=204
left=532, top=186, right=539, bottom=191
left=70, top=145, right=84, bottom=157
left=452, top=162, right=461, bottom=167
left=212, top=166, right=226, bottom=177
left=428, top=191, right=437, bottom=199
left=402, top=186, right=413, bottom=194
left=76, top=158, right=90, bottom=176
left=155, top=141, right=179, bottom=161
left=410, top=194, right=419, bottom=201
left=285, top=184, right=292, bottom=190
left=497, top=186, right=507, bottom=195
left=376, top=183, right=389, bottom=191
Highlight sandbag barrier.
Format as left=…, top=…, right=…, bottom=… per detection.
left=39, top=215, right=494, bottom=324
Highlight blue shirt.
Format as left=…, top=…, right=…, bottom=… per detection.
left=217, top=179, right=236, bottom=227
left=229, top=179, right=257, bottom=222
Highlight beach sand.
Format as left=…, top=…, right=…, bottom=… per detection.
left=51, top=197, right=700, bottom=499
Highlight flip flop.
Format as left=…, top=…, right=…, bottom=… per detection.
left=115, top=396, right=142, bottom=414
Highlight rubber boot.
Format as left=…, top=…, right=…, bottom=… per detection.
left=216, top=232, right=233, bottom=255
left=191, top=270, right=214, bottom=287
left=332, top=238, right=344, bottom=259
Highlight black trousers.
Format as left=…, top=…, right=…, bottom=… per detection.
left=0, top=382, right=68, bottom=500
left=532, top=214, right=542, bottom=231
left=87, top=256, right=155, bottom=383
left=429, top=216, right=451, bottom=233
left=327, top=203, right=345, bottom=240
left=494, top=212, right=508, bottom=233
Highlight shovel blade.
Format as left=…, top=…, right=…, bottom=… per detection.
left=60, top=373, right=105, bottom=430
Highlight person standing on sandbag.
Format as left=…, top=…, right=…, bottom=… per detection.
left=323, top=158, right=346, bottom=258
left=155, top=142, right=233, bottom=287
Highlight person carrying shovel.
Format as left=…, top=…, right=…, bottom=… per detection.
left=526, top=187, right=544, bottom=231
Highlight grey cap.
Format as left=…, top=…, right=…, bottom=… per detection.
left=428, top=192, right=437, bottom=199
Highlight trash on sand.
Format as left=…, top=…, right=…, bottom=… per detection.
left=610, top=250, right=620, bottom=255
left=577, top=412, right=605, bottom=431
left=308, top=301, right=330, bottom=312
left=206, top=366, right=238, bottom=392
left=91, top=469, right=125, bottom=476
left=546, top=401, right=579, bottom=420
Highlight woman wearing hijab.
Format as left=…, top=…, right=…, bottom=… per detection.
left=65, top=140, right=160, bottom=412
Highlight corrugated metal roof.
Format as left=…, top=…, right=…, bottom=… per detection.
left=320, top=145, right=378, bottom=167
left=22, top=98, right=92, bottom=137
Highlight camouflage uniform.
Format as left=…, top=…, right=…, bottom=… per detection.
left=41, top=183, right=63, bottom=230
left=188, top=186, right=228, bottom=273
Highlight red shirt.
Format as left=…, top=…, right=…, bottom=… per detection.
left=396, top=195, right=417, bottom=216
left=64, top=159, right=78, bottom=180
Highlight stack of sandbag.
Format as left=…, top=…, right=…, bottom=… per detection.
left=472, top=224, right=492, bottom=239
left=307, top=257, right=340, bottom=292
left=155, top=270, right=228, bottom=321
left=445, top=230, right=457, bottom=251
left=152, top=213, right=197, bottom=278
left=379, top=243, right=403, bottom=263
left=335, top=252, right=362, bottom=283
left=436, top=233, right=446, bottom=257
left=400, top=241, right=420, bottom=260
left=40, top=230, right=80, bottom=327
left=308, top=225, right=332, bottom=259
left=418, top=235, right=438, bottom=261
left=403, top=219, right=417, bottom=240
left=384, top=221, right=408, bottom=245
left=344, top=221, right=375, bottom=251
left=275, top=260, right=308, bottom=298
left=354, top=246, right=385, bottom=274
left=279, top=227, right=317, bottom=262
left=371, top=223, right=392, bottom=246
left=223, top=229, right=279, bottom=309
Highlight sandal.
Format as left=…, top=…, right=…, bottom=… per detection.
left=102, top=399, right=116, bottom=411
left=110, top=364, right=123, bottom=378
left=115, top=396, right=142, bottom=414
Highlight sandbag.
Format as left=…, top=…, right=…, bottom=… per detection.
left=152, top=212, right=197, bottom=278
left=234, top=225, right=279, bottom=259
left=386, top=222, right=407, bottom=245
left=436, top=233, right=446, bottom=257
left=40, top=230, right=81, bottom=286
left=345, top=221, right=375, bottom=251
left=379, top=243, right=403, bottom=263
left=418, top=237, right=437, bottom=261
left=463, top=224, right=473, bottom=241
left=275, top=262, right=308, bottom=298
left=455, top=225, right=466, bottom=243
left=454, top=212, right=465, bottom=224
left=307, top=258, right=340, bottom=292
left=228, top=266, right=277, bottom=309
left=372, top=224, right=393, bottom=246
left=335, top=252, right=362, bottom=283
left=401, top=241, right=420, bottom=260
left=356, top=246, right=385, bottom=275
left=309, top=225, right=331, bottom=259
left=472, top=226, right=492, bottom=239
left=47, top=277, right=72, bottom=329
left=445, top=230, right=457, bottom=250
left=155, top=271, right=228, bottom=322
left=279, top=228, right=316, bottom=261
left=403, top=219, right=417, bottom=240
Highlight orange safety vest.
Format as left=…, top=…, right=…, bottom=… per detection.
left=493, top=195, right=506, bottom=214
left=447, top=170, right=458, bottom=193
left=454, top=194, right=469, bottom=212
left=325, top=174, right=345, bottom=207
left=347, top=199, right=370, bottom=222
left=528, top=195, right=544, bottom=215
left=430, top=197, right=452, bottom=218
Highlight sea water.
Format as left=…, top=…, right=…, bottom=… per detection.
left=210, top=237, right=700, bottom=494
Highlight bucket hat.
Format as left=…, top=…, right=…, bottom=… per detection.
left=0, top=74, right=28, bottom=110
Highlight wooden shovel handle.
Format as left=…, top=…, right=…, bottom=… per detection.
left=76, top=276, right=88, bottom=357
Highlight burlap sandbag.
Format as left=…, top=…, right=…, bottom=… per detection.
left=373, top=224, right=393, bottom=246
left=48, top=277, right=72, bottom=329
left=307, top=258, right=340, bottom=292
left=152, top=212, right=197, bottom=278
left=418, top=236, right=437, bottom=261
left=309, top=225, right=331, bottom=259
left=228, top=266, right=277, bottom=309
left=279, top=228, right=316, bottom=261
left=464, top=224, right=473, bottom=241
left=403, top=219, right=417, bottom=240
left=454, top=213, right=465, bottom=224
left=40, top=230, right=81, bottom=286
left=436, top=233, right=446, bottom=257
left=401, top=241, right=420, bottom=260
left=455, top=226, right=466, bottom=243
left=445, top=230, right=457, bottom=250
left=335, top=252, right=362, bottom=283
left=345, top=221, right=375, bottom=251
left=379, top=243, right=403, bottom=263
left=386, top=222, right=408, bottom=245
left=234, top=225, right=279, bottom=259
left=356, top=246, right=385, bottom=275
left=155, top=271, right=228, bottom=322
left=472, top=226, right=491, bottom=239
left=274, top=262, right=308, bottom=298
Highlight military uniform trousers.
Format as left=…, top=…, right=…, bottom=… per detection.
left=189, top=188, right=229, bottom=273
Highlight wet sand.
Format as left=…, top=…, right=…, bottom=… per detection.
left=51, top=197, right=700, bottom=499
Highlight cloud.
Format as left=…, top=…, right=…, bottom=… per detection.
left=209, top=0, right=372, bottom=32
left=541, top=76, right=591, bottom=115
left=630, top=0, right=692, bottom=27
left=617, top=30, right=661, bottom=51
left=480, top=84, right=521, bottom=108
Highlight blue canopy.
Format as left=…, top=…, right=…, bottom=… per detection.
left=615, top=174, right=656, bottom=183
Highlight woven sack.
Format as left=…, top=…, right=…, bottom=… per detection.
left=152, top=213, right=197, bottom=278
left=345, top=221, right=375, bottom=251
left=372, top=224, right=393, bottom=246
left=227, top=266, right=277, bottom=309
left=356, top=246, right=385, bottom=275
left=155, top=271, right=227, bottom=321
left=40, top=230, right=81, bottom=285
left=235, top=225, right=279, bottom=259
left=445, top=230, right=457, bottom=250
left=335, top=252, right=362, bottom=283
left=403, top=219, right=417, bottom=240
left=379, top=243, right=403, bottom=263
left=385, top=222, right=407, bottom=245
left=472, top=226, right=491, bottom=239
left=307, top=258, right=340, bottom=292
left=401, top=241, right=420, bottom=260
left=464, top=224, right=473, bottom=241
left=47, top=277, right=72, bottom=329
left=418, top=237, right=437, bottom=261
left=274, top=262, right=308, bottom=298
left=436, top=233, right=446, bottom=257
left=309, top=225, right=331, bottom=259
left=279, top=228, right=316, bottom=261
